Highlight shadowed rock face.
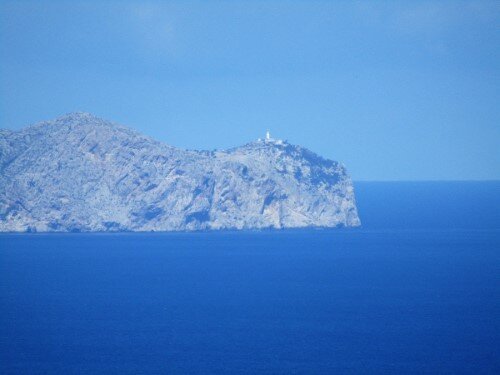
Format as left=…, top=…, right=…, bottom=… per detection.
left=0, top=113, right=360, bottom=232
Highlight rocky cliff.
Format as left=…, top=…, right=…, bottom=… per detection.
left=0, top=113, right=360, bottom=232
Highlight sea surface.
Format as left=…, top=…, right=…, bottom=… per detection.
left=1, top=182, right=499, bottom=374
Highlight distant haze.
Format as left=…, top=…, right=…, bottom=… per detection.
left=1, top=1, right=499, bottom=180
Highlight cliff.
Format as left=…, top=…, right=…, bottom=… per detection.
left=0, top=113, right=360, bottom=232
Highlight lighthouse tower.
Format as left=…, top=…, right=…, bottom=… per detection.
left=260, top=129, right=282, bottom=144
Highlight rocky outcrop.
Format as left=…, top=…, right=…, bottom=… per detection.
left=0, top=113, right=360, bottom=232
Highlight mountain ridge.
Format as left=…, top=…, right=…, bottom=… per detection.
left=0, top=113, right=360, bottom=232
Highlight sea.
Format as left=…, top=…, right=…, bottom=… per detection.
left=1, top=182, right=499, bottom=374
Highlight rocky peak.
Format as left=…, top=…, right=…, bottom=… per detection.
left=0, top=113, right=360, bottom=232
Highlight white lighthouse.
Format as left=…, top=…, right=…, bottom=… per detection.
left=260, top=129, right=282, bottom=144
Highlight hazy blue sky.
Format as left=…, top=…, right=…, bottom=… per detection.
left=1, top=1, right=499, bottom=180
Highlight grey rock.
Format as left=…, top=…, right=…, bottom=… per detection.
left=0, top=113, right=360, bottom=232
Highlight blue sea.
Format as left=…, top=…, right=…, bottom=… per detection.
left=1, top=182, right=499, bottom=374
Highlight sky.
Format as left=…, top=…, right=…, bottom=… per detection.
left=0, top=0, right=499, bottom=181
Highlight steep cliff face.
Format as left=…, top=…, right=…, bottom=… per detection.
left=0, top=113, right=360, bottom=232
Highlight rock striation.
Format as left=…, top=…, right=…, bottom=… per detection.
left=0, top=113, right=360, bottom=232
